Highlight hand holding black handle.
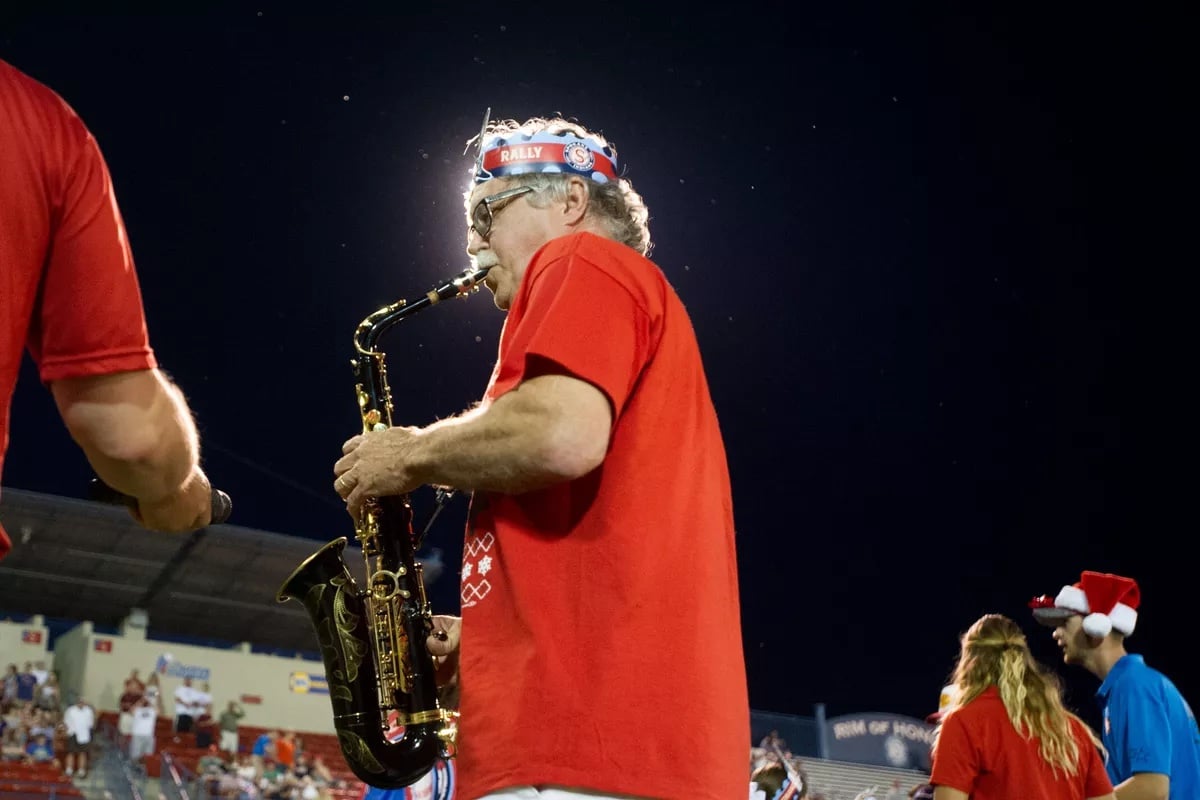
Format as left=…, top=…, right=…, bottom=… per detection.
left=88, top=478, right=232, bottom=524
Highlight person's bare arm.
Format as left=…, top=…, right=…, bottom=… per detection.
left=335, top=373, right=612, bottom=514
left=932, top=787, right=968, bottom=800
left=1113, top=773, right=1169, bottom=800
left=51, top=369, right=212, bottom=532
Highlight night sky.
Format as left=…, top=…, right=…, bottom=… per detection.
left=1, top=7, right=1184, bottom=729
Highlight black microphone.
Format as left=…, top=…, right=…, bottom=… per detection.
left=88, top=478, right=232, bottom=525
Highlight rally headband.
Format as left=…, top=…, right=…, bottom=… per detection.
left=473, top=129, right=619, bottom=185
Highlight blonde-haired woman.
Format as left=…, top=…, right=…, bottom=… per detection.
left=930, top=614, right=1114, bottom=800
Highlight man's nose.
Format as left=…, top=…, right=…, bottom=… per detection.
left=467, top=228, right=487, bottom=255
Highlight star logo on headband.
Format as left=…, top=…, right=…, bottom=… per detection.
left=563, top=141, right=595, bottom=172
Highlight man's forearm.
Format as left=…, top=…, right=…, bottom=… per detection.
left=411, top=402, right=577, bottom=494
left=409, top=375, right=609, bottom=493
left=1114, top=773, right=1169, bottom=800
left=54, top=370, right=201, bottom=503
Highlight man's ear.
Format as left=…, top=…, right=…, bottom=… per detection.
left=562, top=177, right=590, bottom=225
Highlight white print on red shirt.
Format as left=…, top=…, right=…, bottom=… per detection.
left=461, top=531, right=495, bottom=608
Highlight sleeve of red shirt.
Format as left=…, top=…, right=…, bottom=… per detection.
left=27, top=96, right=156, bottom=383
left=493, top=250, right=652, bottom=417
left=929, top=712, right=979, bottom=794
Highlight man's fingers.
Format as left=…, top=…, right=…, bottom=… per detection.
left=345, top=485, right=367, bottom=522
left=334, top=471, right=357, bottom=500
left=341, top=435, right=364, bottom=455
left=427, top=633, right=455, bottom=656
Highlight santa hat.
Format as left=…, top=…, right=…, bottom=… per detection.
left=1029, top=571, right=1140, bottom=637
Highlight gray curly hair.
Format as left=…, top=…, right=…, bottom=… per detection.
left=465, top=116, right=653, bottom=256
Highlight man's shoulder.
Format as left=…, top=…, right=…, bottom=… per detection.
left=1113, top=655, right=1173, bottom=692
left=544, top=231, right=652, bottom=270
left=535, top=232, right=667, bottom=303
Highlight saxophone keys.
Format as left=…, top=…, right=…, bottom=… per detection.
left=368, top=568, right=408, bottom=601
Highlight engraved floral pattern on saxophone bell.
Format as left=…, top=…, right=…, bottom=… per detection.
left=332, top=574, right=368, bottom=687
left=338, top=730, right=386, bottom=774
left=306, top=582, right=355, bottom=704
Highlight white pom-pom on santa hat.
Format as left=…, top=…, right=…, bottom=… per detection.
left=1052, top=571, right=1140, bottom=638
left=1082, top=612, right=1113, bottom=637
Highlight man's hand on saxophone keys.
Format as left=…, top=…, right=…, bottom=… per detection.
left=333, top=425, right=428, bottom=520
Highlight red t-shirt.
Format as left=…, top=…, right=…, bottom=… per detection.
left=0, top=60, right=156, bottom=558
left=931, top=686, right=1114, bottom=800
left=274, top=737, right=295, bottom=768
left=455, top=232, right=749, bottom=800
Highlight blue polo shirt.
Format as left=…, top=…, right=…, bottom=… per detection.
left=1097, top=654, right=1200, bottom=798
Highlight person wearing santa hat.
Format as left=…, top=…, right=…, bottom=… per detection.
left=1030, top=570, right=1200, bottom=800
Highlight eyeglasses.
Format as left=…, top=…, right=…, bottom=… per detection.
left=469, top=186, right=534, bottom=239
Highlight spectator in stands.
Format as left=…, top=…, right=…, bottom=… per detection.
left=309, top=754, right=335, bottom=786
left=217, top=699, right=244, bottom=757
left=196, top=712, right=218, bottom=749
left=173, top=676, right=204, bottom=734
left=26, top=709, right=54, bottom=742
left=908, top=785, right=934, bottom=800
left=0, top=58, right=219, bottom=562
left=126, top=669, right=147, bottom=694
left=274, top=729, right=296, bottom=770
left=60, top=694, right=95, bottom=778
left=258, top=756, right=285, bottom=793
left=760, top=729, right=790, bottom=754
left=1, top=710, right=26, bottom=761
left=29, top=661, right=49, bottom=686
left=750, top=759, right=808, bottom=800
left=196, top=743, right=231, bottom=798
left=198, top=681, right=214, bottom=717
left=118, top=672, right=145, bottom=752
left=34, top=672, right=60, bottom=717
left=14, top=664, right=37, bottom=704
left=233, top=752, right=258, bottom=783
left=929, top=613, right=1114, bottom=800
left=198, top=743, right=227, bottom=774
left=291, top=751, right=312, bottom=780
left=0, top=699, right=21, bottom=739
left=22, top=731, right=58, bottom=768
left=1, top=743, right=23, bottom=762
left=129, top=694, right=158, bottom=765
left=884, top=779, right=907, bottom=800
left=144, top=672, right=164, bottom=716
left=250, top=728, right=276, bottom=767
left=1, top=664, right=16, bottom=706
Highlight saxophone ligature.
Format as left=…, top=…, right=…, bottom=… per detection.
left=276, top=265, right=489, bottom=788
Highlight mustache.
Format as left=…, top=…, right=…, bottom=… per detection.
left=472, top=252, right=500, bottom=270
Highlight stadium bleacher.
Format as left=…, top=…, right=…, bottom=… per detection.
left=95, top=710, right=367, bottom=797
left=799, top=757, right=930, bottom=800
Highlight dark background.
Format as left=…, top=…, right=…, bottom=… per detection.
left=0, top=5, right=1183, bottom=728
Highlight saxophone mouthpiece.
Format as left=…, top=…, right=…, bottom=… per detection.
left=428, top=266, right=490, bottom=304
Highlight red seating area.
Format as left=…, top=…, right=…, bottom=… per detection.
left=95, top=712, right=366, bottom=798
left=0, top=762, right=83, bottom=797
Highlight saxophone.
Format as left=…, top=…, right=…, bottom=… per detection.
left=276, top=266, right=489, bottom=788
